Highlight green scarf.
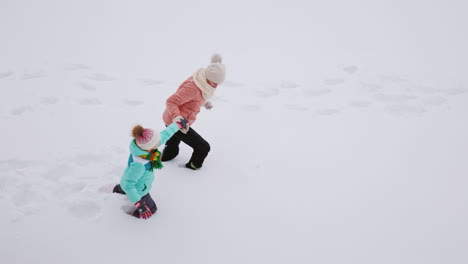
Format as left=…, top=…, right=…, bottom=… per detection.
left=139, top=149, right=163, bottom=171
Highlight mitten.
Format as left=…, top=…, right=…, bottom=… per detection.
left=173, top=116, right=189, bottom=130
left=204, top=101, right=213, bottom=110
left=135, top=200, right=153, bottom=219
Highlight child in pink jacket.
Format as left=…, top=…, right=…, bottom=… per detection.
left=161, top=54, right=226, bottom=170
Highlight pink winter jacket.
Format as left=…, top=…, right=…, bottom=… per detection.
left=163, top=76, right=207, bottom=126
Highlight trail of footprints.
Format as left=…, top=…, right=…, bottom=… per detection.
left=1, top=63, right=467, bottom=222
left=0, top=155, right=113, bottom=222
left=247, top=64, right=466, bottom=116
left=5, top=63, right=464, bottom=117
left=1, top=66, right=164, bottom=116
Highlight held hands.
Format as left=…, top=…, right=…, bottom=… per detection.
left=204, top=101, right=213, bottom=110
left=173, top=116, right=190, bottom=134
left=135, top=200, right=152, bottom=219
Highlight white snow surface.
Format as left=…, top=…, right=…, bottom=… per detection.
left=1, top=1, right=468, bottom=263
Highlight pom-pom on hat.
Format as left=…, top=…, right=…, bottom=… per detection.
left=205, top=53, right=226, bottom=85
left=132, top=125, right=160, bottom=151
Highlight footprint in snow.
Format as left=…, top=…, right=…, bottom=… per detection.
left=0, top=159, right=34, bottom=170
left=342, top=65, right=359, bottom=74
left=0, top=71, right=14, bottom=79
left=20, top=71, right=47, bottom=80
left=68, top=200, right=101, bottom=220
left=379, top=75, right=408, bottom=84
left=79, top=97, right=102, bottom=106
left=55, top=182, right=87, bottom=197
left=121, top=204, right=135, bottom=215
left=302, top=88, right=331, bottom=97
left=222, top=80, right=244, bottom=87
left=386, top=104, right=426, bottom=116
left=324, top=78, right=345, bottom=86
left=78, top=82, right=97, bottom=91
left=123, top=99, right=144, bottom=106
left=410, top=85, right=439, bottom=95
left=87, top=73, right=115, bottom=82
left=285, top=104, right=308, bottom=111
left=359, top=83, right=383, bottom=93
left=422, top=96, right=446, bottom=107
left=255, top=88, right=279, bottom=98
left=373, top=93, right=417, bottom=103
left=14, top=165, right=49, bottom=179
left=11, top=106, right=33, bottom=115
left=98, top=184, right=116, bottom=193
left=71, top=154, right=106, bottom=166
left=43, top=164, right=73, bottom=181
left=9, top=205, right=43, bottom=223
left=141, top=79, right=163, bottom=86
left=40, top=97, right=59, bottom=105
left=0, top=174, right=19, bottom=192
left=211, top=95, right=229, bottom=103
left=242, top=104, right=261, bottom=112
left=280, top=81, right=299, bottom=89
left=105, top=166, right=124, bottom=180
left=11, top=184, right=38, bottom=207
left=317, top=108, right=343, bottom=115
left=63, top=64, right=91, bottom=71
left=350, top=100, right=372, bottom=108
left=444, top=87, right=467, bottom=95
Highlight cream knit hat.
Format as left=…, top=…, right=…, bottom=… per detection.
left=205, top=54, right=226, bottom=84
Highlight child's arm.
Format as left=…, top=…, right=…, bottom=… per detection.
left=120, top=162, right=146, bottom=203
left=158, top=123, right=181, bottom=147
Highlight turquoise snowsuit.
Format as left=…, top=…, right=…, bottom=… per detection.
left=120, top=123, right=179, bottom=203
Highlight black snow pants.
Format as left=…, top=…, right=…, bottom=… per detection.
left=161, top=127, right=210, bottom=169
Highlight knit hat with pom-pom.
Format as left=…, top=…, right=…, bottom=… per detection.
left=132, top=125, right=160, bottom=151
left=205, top=53, right=226, bottom=85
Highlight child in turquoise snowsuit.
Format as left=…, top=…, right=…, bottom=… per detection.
left=113, top=117, right=188, bottom=219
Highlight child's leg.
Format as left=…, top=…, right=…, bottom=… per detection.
left=179, top=127, right=210, bottom=169
left=161, top=133, right=182, bottom=161
left=145, top=193, right=158, bottom=214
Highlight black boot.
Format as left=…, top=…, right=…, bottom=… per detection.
left=113, top=184, right=126, bottom=194
left=133, top=194, right=158, bottom=218
left=185, top=161, right=201, bottom=170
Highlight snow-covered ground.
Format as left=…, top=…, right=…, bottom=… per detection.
left=1, top=1, right=468, bottom=263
